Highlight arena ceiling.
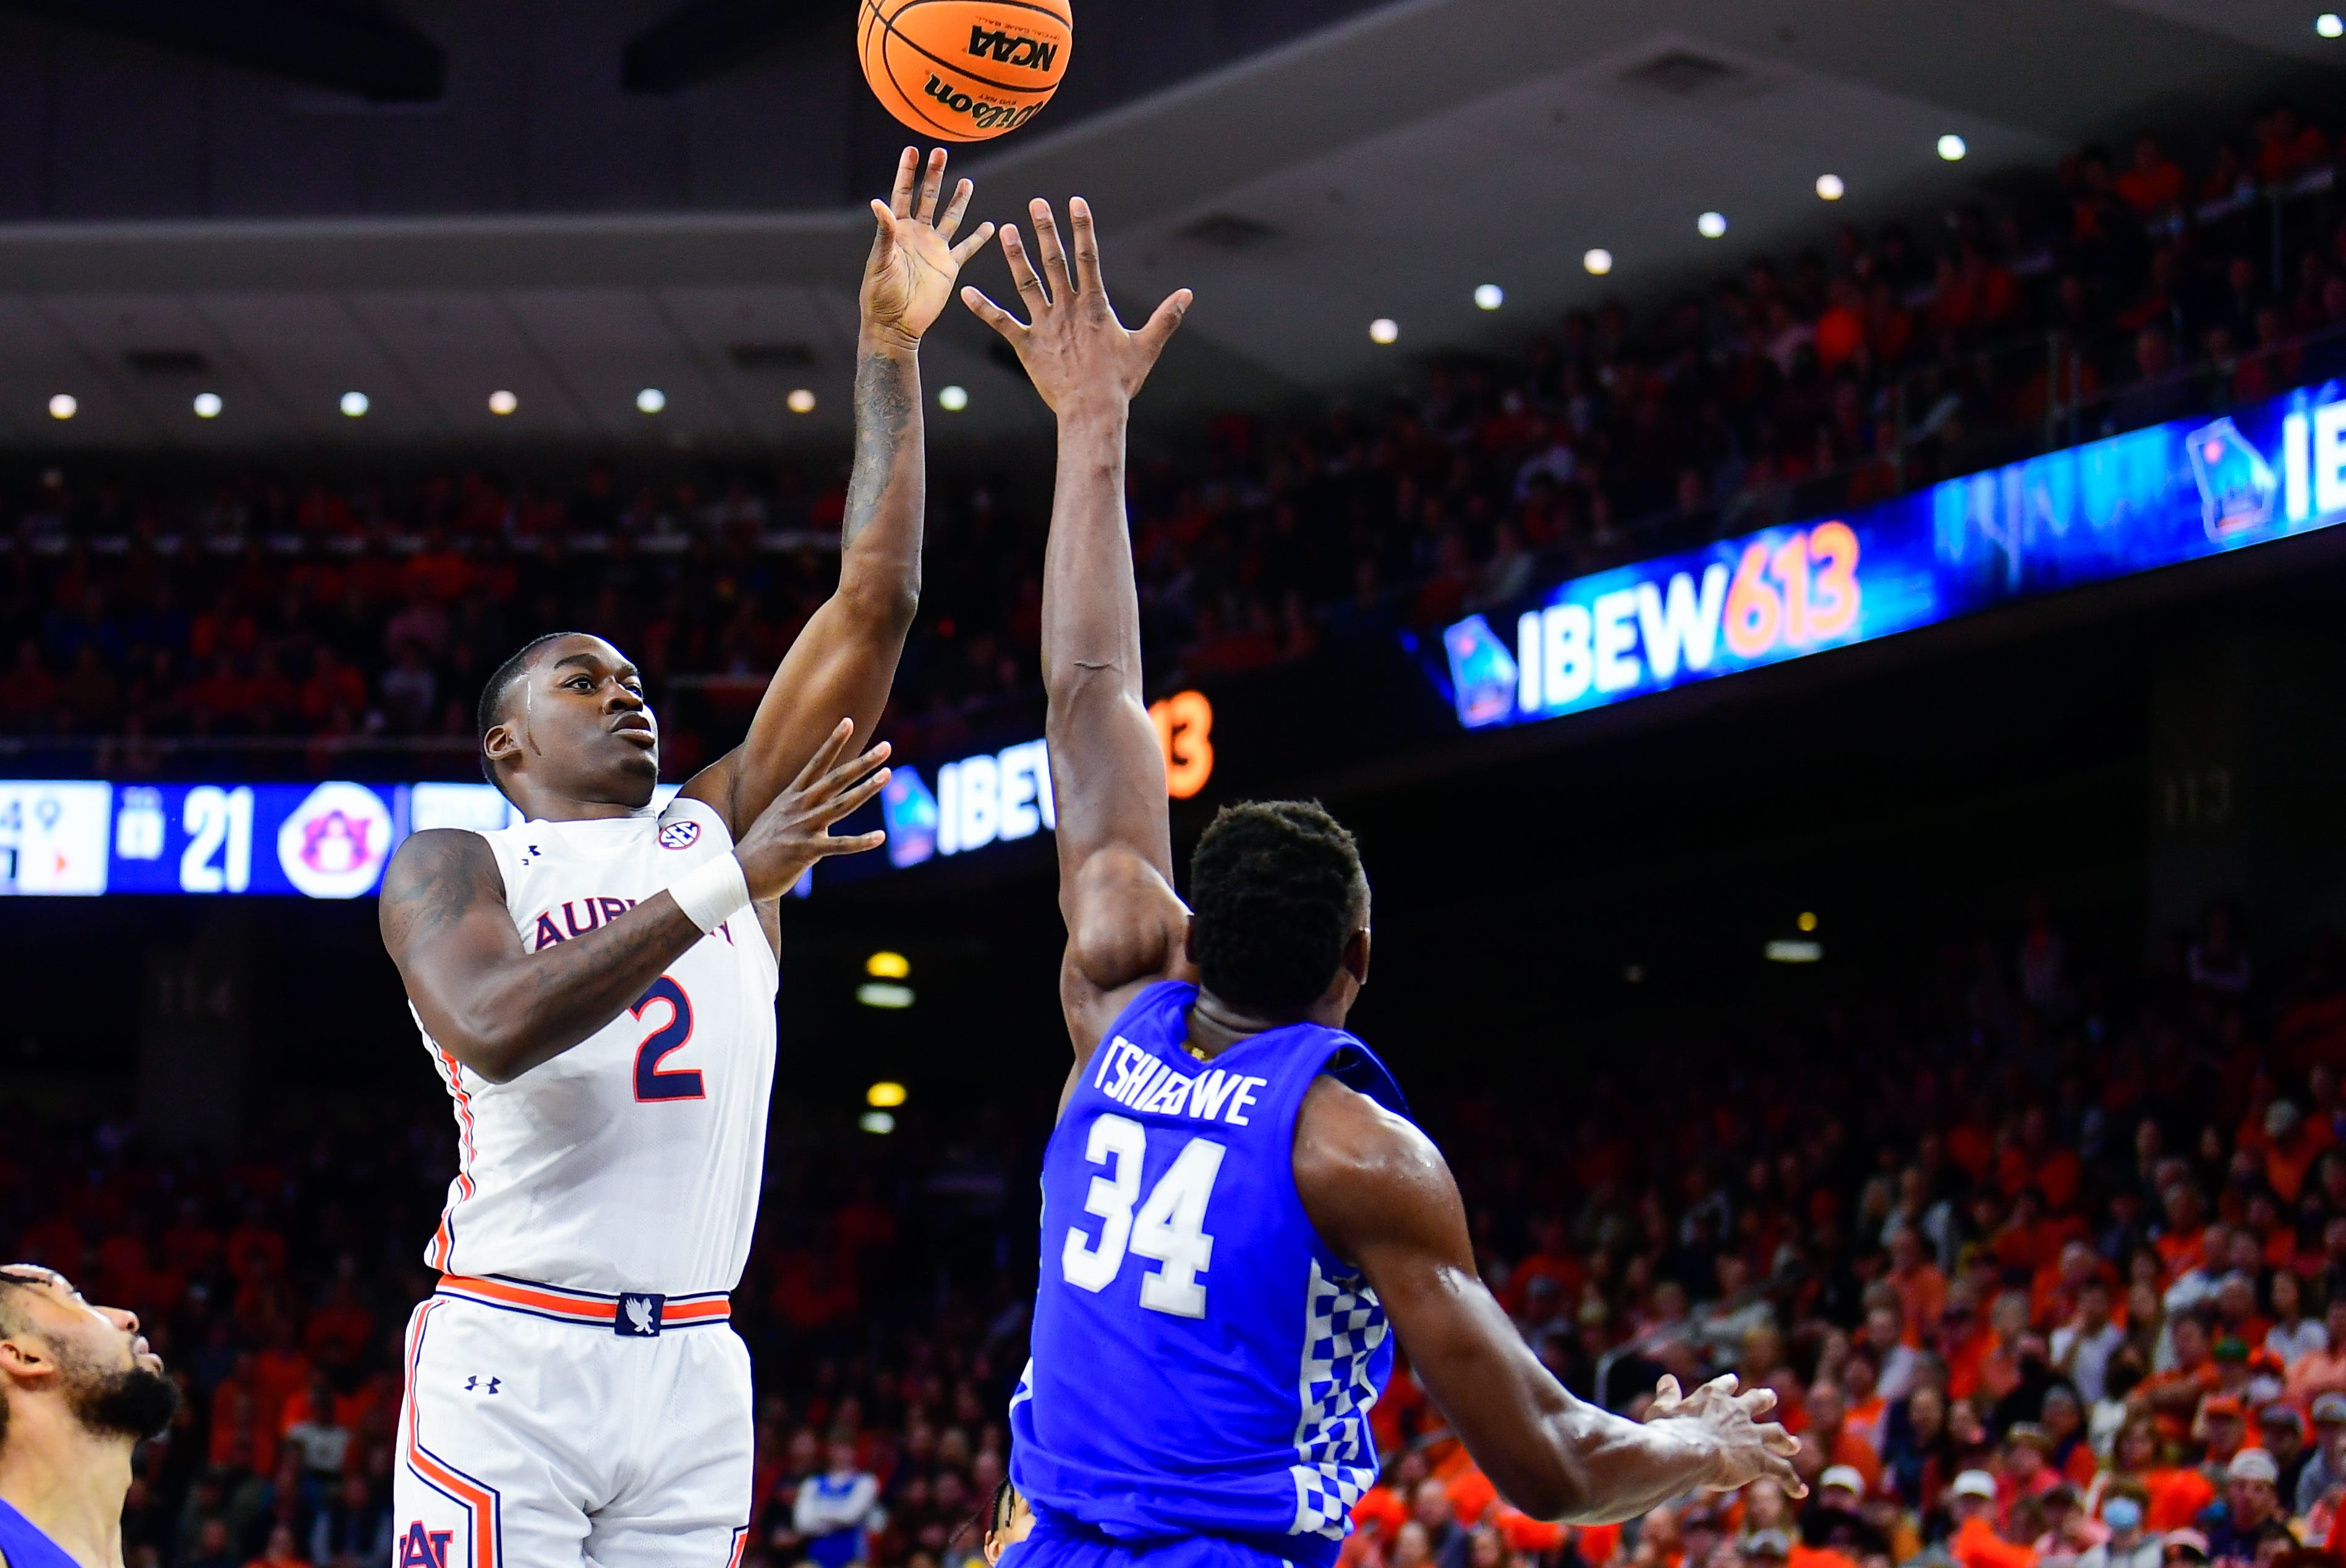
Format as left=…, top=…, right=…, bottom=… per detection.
left=0, top=0, right=2333, bottom=452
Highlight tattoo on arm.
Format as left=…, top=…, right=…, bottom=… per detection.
left=378, top=830, right=501, bottom=960
left=843, top=347, right=916, bottom=549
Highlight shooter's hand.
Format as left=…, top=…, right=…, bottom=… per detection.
left=862, top=147, right=998, bottom=350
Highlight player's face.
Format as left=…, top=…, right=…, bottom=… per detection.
left=1, top=1266, right=161, bottom=1381
left=495, top=635, right=661, bottom=807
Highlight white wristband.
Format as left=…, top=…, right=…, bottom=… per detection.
left=667, top=852, right=751, bottom=934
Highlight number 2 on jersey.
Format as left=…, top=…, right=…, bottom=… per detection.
left=631, top=977, right=702, bottom=1101
left=1060, top=1112, right=1226, bottom=1317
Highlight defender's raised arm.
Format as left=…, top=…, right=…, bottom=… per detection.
left=682, top=148, right=996, bottom=840
left=963, top=197, right=1191, bottom=1066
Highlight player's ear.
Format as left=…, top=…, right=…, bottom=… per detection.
left=0, top=1331, right=56, bottom=1383
left=1342, top=926, right=1371, bottom=988
left=483, top=717, right=523, bottom=775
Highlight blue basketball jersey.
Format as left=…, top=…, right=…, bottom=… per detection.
left=0, top=1496, right=79, bottom=1568
left=1011, top=980, right=1411, bottom=1567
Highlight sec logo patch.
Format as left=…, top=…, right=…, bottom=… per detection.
left=658, top=821, right=701, bottom=850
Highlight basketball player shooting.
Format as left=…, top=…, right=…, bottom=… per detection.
left=960, top=199, right=1804, bottom=1568
left=375, top=148, right=993, bottom=1568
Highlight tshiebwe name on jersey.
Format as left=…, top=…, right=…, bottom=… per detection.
left=1090, top=1038, right=1268, bottom=1125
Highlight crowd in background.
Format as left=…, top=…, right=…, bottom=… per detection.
left=13, top=884, right=2346, bottom=1568
left=2, top=104, right=2344, bottom=779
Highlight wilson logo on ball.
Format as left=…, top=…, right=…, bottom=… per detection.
left=923, top=74, right=1040, bottom=132
left=859, top=0, right=1071, bottom=143
left=966, top=26, right=1058, bottom=70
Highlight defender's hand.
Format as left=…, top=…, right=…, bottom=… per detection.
left=960, top=197, right=1191, bottom=417
left=1644, top=1374, right=1806, bottom=1497
left=729, top=719, right=891, bottom=900
left=862, top=148, right=998, bottom=350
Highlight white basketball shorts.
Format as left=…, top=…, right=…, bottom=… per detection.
left=391, top=1276, right=753, bottom=1568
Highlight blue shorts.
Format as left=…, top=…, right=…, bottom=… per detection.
left=1004, top=1509, right=1334, bottom=1568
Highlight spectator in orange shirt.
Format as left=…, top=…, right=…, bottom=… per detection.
left=2155, top=1185, right=2210, bottom=1287
left=225, top=1204, right=289, bottom=1286
left=2000, top=1426, right=2067, bottom=1528
left=302, top=1273, right=374, bottom=1369
left=2256, top=1101, right=2329, bottom=1205
left=1950, top=1469, right=2040, bottom=1568
left=2041, top=1388, right=2102, bottom=1489
left=1943, top=1294, right=1995, bottom=1402
left=1499, top=1215, right=1584, bottom=1320
left=1890, top=1227, right=1949, bottom=1336
left=2144, top=1319, right=2221, bottom=1440
left=2211, top=1279, right=2271, bottom=1360
left=2253, top=104, right=2331, bottom=185
left=1976, top=1293, right=2036, bottom=1406
left=2115, top=135, right=2186, bottom=218
left=1350, top=1456, right=1418, bottom=1546
left=1841, top=1347, right=1889, bottom=1456
left=1800, top=1381, right=1883, bottom=1493
left=2021, top=1109, right=2086, bottom=1216
left=2195, top=1396, right=2254, bottom=1478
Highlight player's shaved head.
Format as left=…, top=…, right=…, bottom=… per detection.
left=477, top=632, right=581, bottom=784
left=1188, top=800, right=1367, bottom=1015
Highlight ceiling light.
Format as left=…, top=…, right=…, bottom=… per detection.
left=1473, top=284, right=1504, bottom=311
left=1937, top=133, right=1968, bottom=161
left=867, top=1080, right=907, bottom=1108
left=786, top=388, right=816, bottom=414
left=857, top=981, right=914, bottom=1009
left=1368, top=318, right=1398, bottom=344
left=488, top=389, right=517, bottom=415
left=1583, top=248, right=1613, bottom=276
left=2319, top=12, right=2343, bottom=35
left=47, top=394, right=75, bottom=420
left=1765, top=939, right=1823, bottom=963
left=1816, top=174, right=1845, bottom=200
left=339, top=391, right=368, bottom=417
left=859, top=1111, right=896, bottom=1135
left=636, top=387, right=666, bottom=414
left=1697, top=211, right=1728, bottom=239
left=192, top=392, right=222, bottom=419
left=865, top=951, right=909, bottom=979
left=937, top=384, right=969, bottom=412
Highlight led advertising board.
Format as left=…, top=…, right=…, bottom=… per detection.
left=0, top=700, right=1217, bottom=895
left=1436, top=379, right=2346, bottom=729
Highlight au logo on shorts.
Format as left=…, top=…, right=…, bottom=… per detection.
left=618, top=1292, right=666, bottom=1337
left=658, top=821, right=701, bottom=850
left=399, top=1522, right=454, bottom=1568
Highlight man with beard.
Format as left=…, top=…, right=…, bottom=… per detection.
left=0, top=1264, right=181, bottom=1568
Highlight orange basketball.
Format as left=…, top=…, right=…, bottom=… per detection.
left=859, top=0, right=1071, bottom=142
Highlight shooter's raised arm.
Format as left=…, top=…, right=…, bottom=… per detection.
left=681, top=148, right=996, bottom=838
left=962, top=198, right=1191, bottom=1065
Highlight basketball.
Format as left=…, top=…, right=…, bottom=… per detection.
left=859, top=0, right=1071, bottom=142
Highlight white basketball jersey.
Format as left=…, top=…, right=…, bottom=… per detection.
left=413, top=794, right=778, bottom=1295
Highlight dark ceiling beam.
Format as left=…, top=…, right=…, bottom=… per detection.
left=623, top=0, right=835, bottom=94
left=0, top=0, right=444, bottom=101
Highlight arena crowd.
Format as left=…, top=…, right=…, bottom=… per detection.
left=7, top=888, right=2346, bottom=1568
left=2, top=105, right=2343, bottom=780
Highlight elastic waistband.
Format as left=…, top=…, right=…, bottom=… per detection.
left=435, top=1273, right=729, bottom=1336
